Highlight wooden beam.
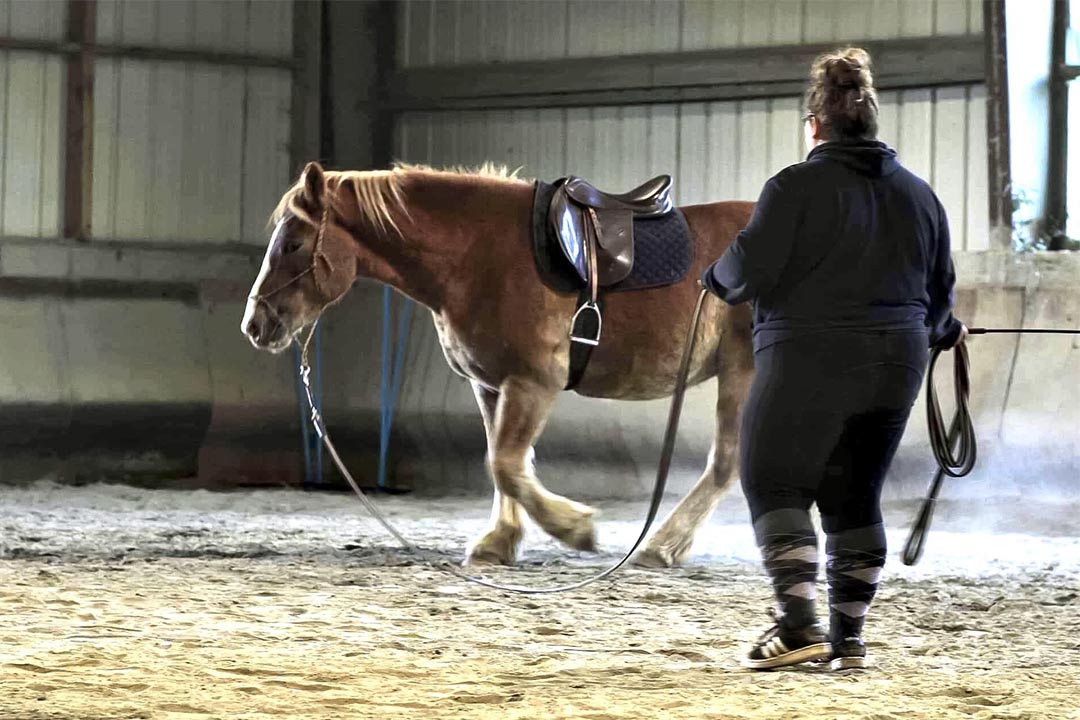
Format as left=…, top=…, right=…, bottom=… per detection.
left=0, top=36, right=294, bottom=71
left=984, top=0, right=1013, bottom=248
left=385, top=35, right=986, bottom=111
left=62, top=0, right=95, bottom=241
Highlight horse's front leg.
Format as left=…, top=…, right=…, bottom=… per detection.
left=465, top=382, right=525, bottom=566
left=488, top=377, right=598, bottom=553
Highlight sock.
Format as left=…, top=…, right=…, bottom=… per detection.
left=826, top=523, right=887, bottom=642
left=753, top=508, right=820, bottom=629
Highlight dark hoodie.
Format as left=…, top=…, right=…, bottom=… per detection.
left=703, top=139, right=962, bottom=352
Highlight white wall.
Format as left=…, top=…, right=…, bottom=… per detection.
left=0, top=1, right=64, bottom=238
left=0, top=0, right=299, bottom=484
left=397, top=0, right=983, bottom=65
left=92, top=0, right=293, bottom=245
left=393, top=0, right=989, bottom=252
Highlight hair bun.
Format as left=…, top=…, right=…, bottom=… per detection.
left=822, top=48, right=873, bottom=91
left=805, top=47, right=879, bottom=140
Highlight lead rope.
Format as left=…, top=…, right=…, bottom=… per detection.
left=902, top=326, right=1080, bottom=565
left=297, top=289, right=713, bottom=594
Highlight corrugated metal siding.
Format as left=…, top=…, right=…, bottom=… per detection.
left=394, top=0, right=988, bottom=250
left=91, top=1, right=293, bottom=244
left=398, top=0, right=982, bottom=67
left=0, top=0, right=66, bottom=41
left=96, top=0, right=293, bottom=56
left=0, top=0, right=64, bottom=237
left=396, top=87, right=989, bottom=251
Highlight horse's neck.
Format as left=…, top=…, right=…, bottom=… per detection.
left=335, top=173, right=525, bottom=312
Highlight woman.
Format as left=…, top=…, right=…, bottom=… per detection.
left=702, top=48, right=965, bottom=671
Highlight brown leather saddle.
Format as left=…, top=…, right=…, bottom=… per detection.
left=548, top=175, right=674, bottom=346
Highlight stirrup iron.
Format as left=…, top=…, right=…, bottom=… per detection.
left=570, top=301, right=602, bottom=346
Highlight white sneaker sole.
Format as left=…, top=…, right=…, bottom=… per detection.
left=830, top=655, right=868, bottom=670
left=742, top=642, right=832, bottom=670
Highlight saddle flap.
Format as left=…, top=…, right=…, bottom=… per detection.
left=549, top=187, right=589, bottom=283
left=549, top=186, right=634, bottom=286
left=587, top=207, right=634, bottom=285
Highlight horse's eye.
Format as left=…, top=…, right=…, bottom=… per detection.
left=282, top=238, right=303, bottom=255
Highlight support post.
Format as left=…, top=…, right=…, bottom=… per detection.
left=1046, top=0, right=1069, bottom=249
left=985, top=0, right=1013, bottom=248
left=291, top=0, right=323, bottom=171
left=62, top=0, right=95, bottom=241
left=324, top=0, right=397, bottom=170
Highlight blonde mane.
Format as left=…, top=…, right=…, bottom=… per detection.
left=270, top=162, right=529, bottom=234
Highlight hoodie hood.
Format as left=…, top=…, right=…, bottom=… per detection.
left=807, top=139, right=900, bottom=178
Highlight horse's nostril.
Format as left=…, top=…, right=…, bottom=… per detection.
left=247, top=318, right=262, bottom=342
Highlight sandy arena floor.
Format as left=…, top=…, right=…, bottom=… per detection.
left=1, top=481, right=1078, bottom=720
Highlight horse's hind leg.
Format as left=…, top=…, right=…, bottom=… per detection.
left=635, top=358, right=752, bottom=568
left=487, top=377, right=598, bottom=552
left=466, top=383, right=525, bottom=566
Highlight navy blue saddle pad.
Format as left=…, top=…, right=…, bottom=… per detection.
left=531, top=179, right=695, bottom=294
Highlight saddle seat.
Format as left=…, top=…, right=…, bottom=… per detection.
left=563, top=175, right=673, bottom=213
left=549, top=174, right=674, bottom=290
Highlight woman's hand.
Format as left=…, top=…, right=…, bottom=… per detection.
left=954, top=324, right=968, bottom=347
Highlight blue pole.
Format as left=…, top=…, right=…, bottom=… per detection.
left=379, top=287, right=392, bottom=489
left=378, top=287, right=414, bottom=490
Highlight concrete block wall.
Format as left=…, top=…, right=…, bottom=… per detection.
left=0, top=241, right=299, bottom=485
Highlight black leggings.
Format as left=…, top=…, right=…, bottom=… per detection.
left=740, top=331, right=928, bottom=533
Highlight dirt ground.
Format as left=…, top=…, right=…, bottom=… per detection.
left=1, top=481, right=1078, bottom=720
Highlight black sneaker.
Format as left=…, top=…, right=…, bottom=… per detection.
left=742, top=615, right=831, bottom=670
left=829, top=636, right=868, bottom=670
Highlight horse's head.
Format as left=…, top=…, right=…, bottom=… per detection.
left=242, top=162, right=361, bottom=353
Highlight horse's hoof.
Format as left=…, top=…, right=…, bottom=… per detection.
left=465, top=531, right=521, bottom=567
left=632, top=546, right=680, bottom=569
left=558, top=524, right=598, bottom=553
left=543, top=500, right=598, bottom=552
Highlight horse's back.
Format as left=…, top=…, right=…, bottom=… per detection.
left=680, top=200, right=755, bottom=258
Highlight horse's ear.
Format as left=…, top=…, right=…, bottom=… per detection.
left=300, top=161, right=325, bottom=207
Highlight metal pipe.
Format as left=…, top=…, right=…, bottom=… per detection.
left=984, top=0, right=1013, bottom=248
left=1046, top=0, right=1070, bottom=249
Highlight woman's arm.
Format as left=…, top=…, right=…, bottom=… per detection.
left=927, top=200, right=964, bottom=348
left=701, top=174, right=800, bottom=306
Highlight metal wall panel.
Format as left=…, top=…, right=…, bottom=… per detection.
left=0, top=51, right=63, bottom=238
left=395, top=86, right=988, bottom=250
left=0, top=0, right=65, bottom=41
left=398, top=0, right=983, bottom=67
left=92, top=58, right=291, bottom=244
left=394, top=0, right=991, bottom=251
left=96, top=0, right=293, bottom=57
left=89, top=0, right=294, bottom=245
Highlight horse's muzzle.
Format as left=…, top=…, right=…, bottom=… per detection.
left=242, top=302, right=291, bottom=353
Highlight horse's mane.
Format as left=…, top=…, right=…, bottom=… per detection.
left=270, top=162, right=529, bottom=233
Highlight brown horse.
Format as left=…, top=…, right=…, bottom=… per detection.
left=242, top=161, right=754, bottom=567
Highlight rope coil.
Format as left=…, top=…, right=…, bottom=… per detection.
left=902, top=325, right=1080, bottom=566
